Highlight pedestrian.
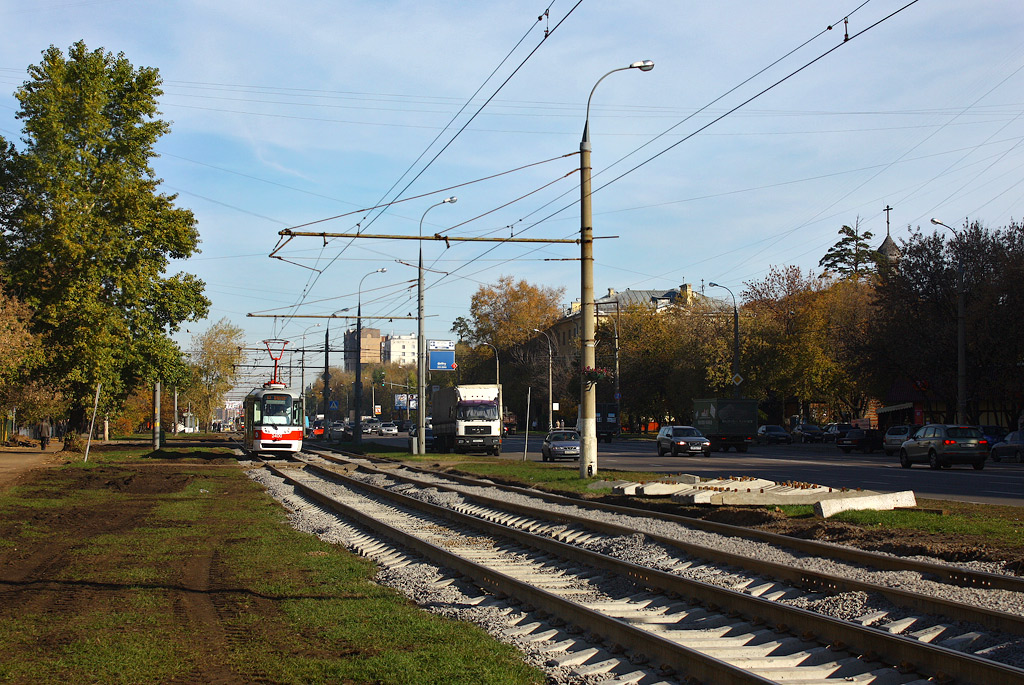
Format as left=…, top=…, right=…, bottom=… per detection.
left=38, top=418, right=51, bottom=451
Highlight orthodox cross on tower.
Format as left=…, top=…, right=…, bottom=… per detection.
left=883, top=204, right=893, bottom=237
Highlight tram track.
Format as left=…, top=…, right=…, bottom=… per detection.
left=251, top=451, right=1024, bottom=684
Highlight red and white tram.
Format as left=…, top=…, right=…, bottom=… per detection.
left=242, top=382, right=304, bottom=455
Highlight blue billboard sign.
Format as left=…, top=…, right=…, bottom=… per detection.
left=429, top=350, right=456, bottom=371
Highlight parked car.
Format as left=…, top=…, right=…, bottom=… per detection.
left=898, top=424, right=989, bottom=469
left=377, top=422, right=398, bottom=436
left=541, top=430, right=580, bottom=461
left=310, top=420, right=325, bottom=438
left=837, top=428, right=885, bottom=453
left=362, top=420, right=381, bottom=434
left=397, top=419, right=413, bottom=433
left=656, top=425, right=712, bottom=457
left=756, top=425, right=792, bottom=445
left=822, top=423, right=854, bottom=443
left=407, top=425, right=434, bottom=451
left=883, top=424, right=922, bottom=456
left=979, top=425, right=1008, bottom=448
left=791, top=424, right=824, bottom=443
left=991, top=430, right=1024, bottom=463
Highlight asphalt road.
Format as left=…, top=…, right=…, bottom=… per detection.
left=359, top=433, right=1024, bottom=507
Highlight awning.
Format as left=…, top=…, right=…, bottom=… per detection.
left=876, top=402, right=913, bottom=414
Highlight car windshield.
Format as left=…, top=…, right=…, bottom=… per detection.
left=765, top=426, right=784, bottom=432
left=672, top=427, right=700, bottom=437
left=548, top=432, right=579, bottom=442
left=947, top=427, right=982, bottom=439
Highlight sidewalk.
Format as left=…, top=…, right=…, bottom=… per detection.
left=0, top=439, right=67, bottom=490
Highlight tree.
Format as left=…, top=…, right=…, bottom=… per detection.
left=182, top=319, right=244, bottom=431
left=866, top=220, right=1024, bottom=424
left=456, top=276, right=564, bottom=349
left=0, top=41, right=209, bottom=429
left=818, top=219, right=877, bottom=279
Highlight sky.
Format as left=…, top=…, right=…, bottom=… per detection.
left=2, top=0, right=1023, bottom=391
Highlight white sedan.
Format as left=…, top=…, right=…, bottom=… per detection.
left=377, top=422, right=398, bottom=436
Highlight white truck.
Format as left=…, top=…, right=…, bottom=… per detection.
left=431, top=384, right=502, bottom=455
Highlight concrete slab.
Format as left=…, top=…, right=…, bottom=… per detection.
left=814, top=490, right=917, bottom=518
left=589, top=479, right=631, bottom=491
left=612, top=482, right=642, bottom=495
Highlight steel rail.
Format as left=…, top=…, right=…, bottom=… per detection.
left=309, top=447, right=1024, bottom=593
left=304, top=451, right=1024, bottom=636
left=266, top=463, right=775, bottom=685
left=282, top=460, right=1024, bottom=685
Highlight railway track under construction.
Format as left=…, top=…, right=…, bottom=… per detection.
left=250, top=447, right=1024, bottom=684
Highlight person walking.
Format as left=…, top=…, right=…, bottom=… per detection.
left=38, top=418, right=51, bottom=451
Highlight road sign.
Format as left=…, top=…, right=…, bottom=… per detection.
left=429, top=349, right=456, bottom=370
left=329, top=400, right=339, bottom=410
left=614, top=392, right=621, bottom=400
left=429, top=340, right=455, bottom=351
left=732, top=373, right=744, bottom=386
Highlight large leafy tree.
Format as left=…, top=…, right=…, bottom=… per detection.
left=0, top=41, right=209, bottom=428
left=866, top=221, right=1024, bottom=424
left=453, top=275, right=564, bottom=349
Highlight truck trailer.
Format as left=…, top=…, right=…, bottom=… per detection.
left=431, top=384, right=502, bottom=455
left=692, top=398, right=757, bottom=452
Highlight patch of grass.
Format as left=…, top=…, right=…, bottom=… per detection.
left=0, top=453, right=543, bottom=684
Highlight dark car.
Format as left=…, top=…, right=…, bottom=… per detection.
left=991, top=430, right=1024, bottom=463
left=541, top=430, right=580, bottom=461
left=656, top=425, right=711, bottom=457
left=899, top=424, right=988, bottom=469
left=979, top=425, right=1008, bottom=448
left=791, top=424, right=824, bottom=443
left=883, top=424, right=922, bottom=456
left=822, top=423, right=854, bottom=443
left=837, top=428, right=884, bottom=454
left=756, top=425, right=792, bottom=445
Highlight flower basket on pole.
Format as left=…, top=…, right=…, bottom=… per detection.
left=582, top=366, right=613, bottom=386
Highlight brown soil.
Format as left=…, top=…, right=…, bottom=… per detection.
left=0, top=445, right=323, bottom=683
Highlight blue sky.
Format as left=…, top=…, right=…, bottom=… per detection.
left=2, top=0, right=1023, bottom=387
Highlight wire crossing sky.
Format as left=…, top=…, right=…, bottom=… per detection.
left=2, top=0, right=1023, bottom=376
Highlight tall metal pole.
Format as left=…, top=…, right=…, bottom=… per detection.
left=931, top=219, right=967, bottom=423
left=355, top=267, right=386, bottom=445
left=417, top=197, right=457, bottom=454
left=579, top=60, right=654, bottom=479
left=153, top=380, right=161, bottom=449
left=322, top=327, right=330, bottom=426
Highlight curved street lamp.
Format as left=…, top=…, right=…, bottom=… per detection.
left=416, top=197, right=457, bottom=454
left=533, top=329, right=556, bottom=431
left=579, top=60, right=654, bottom=479
left=355, top=268, right=387, bottom=444
left=709, top=282, right=740, bottom=399
left=931, top=218, right=967, bottom=423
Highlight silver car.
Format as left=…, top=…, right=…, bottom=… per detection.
left=541, top=431, right=580, bottom=461
left=656, top=425, right=711, bottom=457
left=899, top=424, right=988, bottom=470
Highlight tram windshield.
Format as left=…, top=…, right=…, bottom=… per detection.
left=261, top=394, right=293, bottom=426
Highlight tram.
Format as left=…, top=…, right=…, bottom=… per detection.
left=242, top=382, right=304, bottom=455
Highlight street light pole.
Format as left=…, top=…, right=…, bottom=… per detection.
left=709, top=282, right=740, bottom=399
left=579, top=60, right=653, bottom=479
left=533, top=329, right=555, bottom=431
left=931, top=218, right=967, bottom=423
left=417, top=197, right=457, bottom=454
left=355, top=268, right=387, bottom=444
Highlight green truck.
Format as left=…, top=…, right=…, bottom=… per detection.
left=692, top=398, right=757, bottom=452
